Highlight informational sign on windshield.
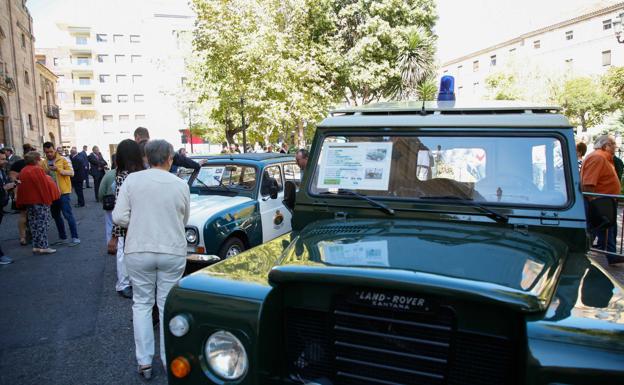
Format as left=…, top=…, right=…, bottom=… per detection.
left=317, top=142, right=393, bottom=190
left=319, top=240, right=389, bottom=267
left=198, top=167, right=224, bottom=186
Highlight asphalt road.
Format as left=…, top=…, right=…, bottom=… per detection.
left=0, top=185, right=168, bottom=385
left=1, top=181, right=623, bottom=385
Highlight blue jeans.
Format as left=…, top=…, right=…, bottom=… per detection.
left=51, top=194, right=78, bottom=239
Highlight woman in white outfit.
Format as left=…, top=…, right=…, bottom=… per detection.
left=112, top=139, right=190, bottom=379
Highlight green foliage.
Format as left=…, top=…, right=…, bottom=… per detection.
left=484, top=72, right=520, bottom=100
left=189, top=0, right=437, bottom=145
left=557, top=77, right=618, bottom=132
left=602, top=66, right=624, bottom=108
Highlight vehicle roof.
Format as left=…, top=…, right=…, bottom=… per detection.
left=191, top=153, right=294, bottom=164
left=322, top=100, right=571, bottom=129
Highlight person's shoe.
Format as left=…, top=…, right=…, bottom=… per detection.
left=137, top=365, right=152, bottom=380
left=68, top=238, right=81, bottom=247
left=19, top=238, right=28, bottom=246
left=118, top=287, right=133, bottom=299
left=0, top=256, right=13, bottom=265
left=608, top=255, right=624, bottom=265
left=35, top=248, right=57, bottom=254
left=51, top=239, right=69, bottom=246
left=74, top=204, right=85, bottom=208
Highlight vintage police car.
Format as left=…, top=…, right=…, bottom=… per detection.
left=183, top=153, right=300, bottom=270
left=164, top=92, right=624, bottom=383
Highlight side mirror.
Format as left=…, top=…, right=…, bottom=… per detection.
left=269, top=183, right=279, bottom=199
left=283, top=180, right=296, bottom=211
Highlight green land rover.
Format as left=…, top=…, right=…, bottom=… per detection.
left=164, top=99, right=624, bottom=384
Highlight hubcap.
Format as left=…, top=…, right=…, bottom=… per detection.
left=226, top=245, right=242, bottom=258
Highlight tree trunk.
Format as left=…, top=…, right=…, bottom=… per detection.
left=297, top=120, right=305, bottom=148
left=580, top=113, right=587, bottom=133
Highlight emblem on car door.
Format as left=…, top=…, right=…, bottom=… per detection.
left=274, top=210, right=284, bottom=226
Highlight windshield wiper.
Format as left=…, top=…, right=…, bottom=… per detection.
left=194, top=176, right=233, bottom=192
left=420, top=195, right=508, bottom=224
left=321, top=189, right=395, bottom=215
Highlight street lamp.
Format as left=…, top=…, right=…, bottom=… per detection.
left=614, top=13, right=624, bottom=44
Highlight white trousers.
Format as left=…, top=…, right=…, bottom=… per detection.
left=115, top=237, right=130, bottom=291
left=124, top=252, right=185, bottom=367
left=104, top=210, right=113, bottom=243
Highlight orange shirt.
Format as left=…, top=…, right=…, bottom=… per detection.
left=581, top=149, right=621, bottom=195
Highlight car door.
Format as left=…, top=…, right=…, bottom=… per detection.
left=259, top=164, right=292, bottom=243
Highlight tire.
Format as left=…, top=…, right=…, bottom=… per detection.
left=218, top=236, right=246, bottom=260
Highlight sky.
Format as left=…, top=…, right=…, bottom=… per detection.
left=28, top=0, right=621, bottom=61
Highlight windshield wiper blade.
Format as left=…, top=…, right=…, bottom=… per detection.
left=420, top=195, right=508, bottom=224
left=321, top=189, right=395, bottom=215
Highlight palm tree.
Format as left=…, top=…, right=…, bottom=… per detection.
left=389, top=27, right=436, bottom=100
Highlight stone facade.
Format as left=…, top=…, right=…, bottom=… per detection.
left=0, top=0, right=43, bottom=152
left=35, top=55, right=61, bottom=147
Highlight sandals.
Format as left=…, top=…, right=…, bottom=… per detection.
left=138, top=365, right=152, bottom=380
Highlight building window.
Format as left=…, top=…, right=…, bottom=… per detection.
left=130, top=55, right=141, bottom=63
left=24, top=70, right=29, bottom=85
left=134, top=94, right=144, bottom=102
left=77, top=57, right=90, bottom=65
left=118, top=94, right=128, bottom=103
left=113, top=34, right=124, bottom=42
left=119, top=114, right=129, bottom=121
left=57, top=91, right=66, bottom=101
left=28, top=114, right=33, bottom=130
left=490, top=55, right=496, bottom=66
left=472, top=60, right=479, bottom=72
left=76, top=36, right=88, bottom=45
left=21, top=33, right=26, bottom=48
left=181, top=77, right=187, bottom=85
left=97, top=54, right=108, bottom=63
left=533, top=40, right=540, bottom=49
left=603, top=19, right=612, bottom=30
left=99, top=74, right=110, bottom=83
left=103, top=115, right=113, bottom=123
left=602, top=50, right=611, bottom=66
left=132, top=75, right=143, bottom=84
left=565, top=30, right=573, bottom=40
left=130, top=35, right=141, bottom=43
left=135, top=114, right=146, bottom=120
left=114, top=55, right=125, bottom=63
left=96, top=34, right=108, bottom=42
left=116, top=74, right=127, bottom=83
left=101, top=94, right=112, bottom=103
left=78, top=77, right=90, bottom=85
left=81, top=96, right=93, bottom=105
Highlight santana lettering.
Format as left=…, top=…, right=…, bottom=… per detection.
left=354, top=291, right=427, bottom=311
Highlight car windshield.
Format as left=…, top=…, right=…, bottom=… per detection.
left=310, top=134, right=569, bottom=206
left=191, top=164, right=257, bottom=194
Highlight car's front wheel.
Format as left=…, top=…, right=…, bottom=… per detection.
left=218, top=237, right=245, bottom=259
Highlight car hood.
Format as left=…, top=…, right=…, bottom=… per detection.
left=187, top=194, right=254, bottom=227
left=268, top=219, right=567, bottom=313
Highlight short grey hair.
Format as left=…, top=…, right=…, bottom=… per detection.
left=594, top=134, right=614, bottom=150
left=144, top=139, right=174, bottom=166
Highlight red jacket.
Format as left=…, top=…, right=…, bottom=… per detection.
left=16, top=165, right=60, bottom=207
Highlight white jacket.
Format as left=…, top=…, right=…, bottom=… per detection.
left=112, top=168, right=190, bottom=256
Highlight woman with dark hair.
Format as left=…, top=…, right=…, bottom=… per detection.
left=112, top=139, right=145, bottom=299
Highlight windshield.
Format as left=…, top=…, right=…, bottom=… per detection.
left=191, top=164, right=257, bottom=194
left=310, top=134, right=569, bottom=206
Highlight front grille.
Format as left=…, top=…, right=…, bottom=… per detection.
left=285, top=290, right=515, bottom=385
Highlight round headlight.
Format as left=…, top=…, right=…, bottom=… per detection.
left=169, top=314, right=190, bottom=337
left=205, top=331, right=248, bottom=380
left=185, top=228, right=198, bottom=244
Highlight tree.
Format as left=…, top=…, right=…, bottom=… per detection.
left=484, top=72, right=521, bottom=100
left=602, top=66, right=624, bottom=108
left=557, top=77, right=617, bottom=132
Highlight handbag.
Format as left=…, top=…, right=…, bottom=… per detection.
left=102, top=194, right=116, bottom=211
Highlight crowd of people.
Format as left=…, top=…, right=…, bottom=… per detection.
left=1, top=126, right=312, bottom=379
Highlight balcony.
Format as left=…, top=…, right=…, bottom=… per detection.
left=45, top=105, right=60, bottom=119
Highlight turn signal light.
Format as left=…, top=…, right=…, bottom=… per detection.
left=171, top=356, right=191, bottom=378
left=196, top=247, right=205, bottom=254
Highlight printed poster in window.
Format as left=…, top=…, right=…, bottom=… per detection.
left=319, top=240, right=389, bottom=267
left=317, top=142, right=393, bottom=190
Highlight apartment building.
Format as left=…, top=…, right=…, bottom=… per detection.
left=438, top=2, right=624, bottom=101
left=37, top=0, right=194, bottom=160
left=0, top=0, right=43, bottom=150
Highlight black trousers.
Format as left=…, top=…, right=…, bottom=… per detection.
left=93, top=173, right=104, bottom=202
left=84, top=174, right=90, bottom=188
left=72, top=180, right=85, bottom=206
left=0, top=211, right=4, bottom=257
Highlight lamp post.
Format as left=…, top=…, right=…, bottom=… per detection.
left=614, top=13, right=624, bottom=44
left=240, top=97, right=247, bottom=153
